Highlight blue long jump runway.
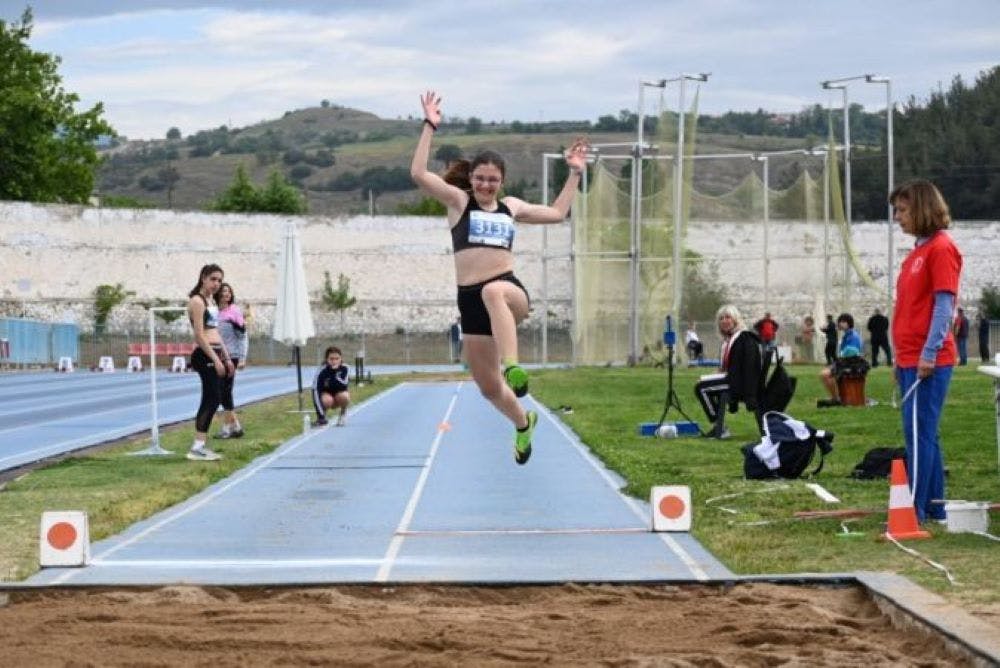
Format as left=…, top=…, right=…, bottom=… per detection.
left=0, top=367, right=299, bottom=473
left=27, top=381, right=731, bottom=585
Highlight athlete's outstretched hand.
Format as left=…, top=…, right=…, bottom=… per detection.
left=420, top=90, right=443, bottom=128
left=565, top=136, right=590, bottom=174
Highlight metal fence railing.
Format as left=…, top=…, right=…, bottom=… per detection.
left=0, top=318, right=79, bottom=367
left=66, top=328, right=573, bottom=371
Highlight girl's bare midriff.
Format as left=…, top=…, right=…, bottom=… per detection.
left=453, top=245, right=514, bottom=286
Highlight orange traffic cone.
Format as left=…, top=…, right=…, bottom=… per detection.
left=883, top=458, right=930, bottom=541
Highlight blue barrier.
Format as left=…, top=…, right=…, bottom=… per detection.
left=0, top=318, right=79, bottom=366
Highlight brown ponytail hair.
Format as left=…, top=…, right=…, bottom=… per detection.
left=443, top=159, right=471, bottom=191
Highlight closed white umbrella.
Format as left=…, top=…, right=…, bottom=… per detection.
left=272, top=222, right=315, bottom=410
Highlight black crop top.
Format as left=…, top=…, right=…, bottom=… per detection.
left=451, top=198, right=515, bottom=253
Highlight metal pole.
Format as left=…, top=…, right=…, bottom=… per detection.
left=541, top=155, right=549, bottom=365
left=887, top=79, right=894, bottom=311
left=761, top=156, right=770, bottom=312
left=131, top=306, right=186, bottom=456
left=630, top=82, right=645, bottom=365
left=823, top=148, right=831, bottom=310
left=865, top=75, right=895, bottom=312
left=672, top=77, right=686, bottom=341
left=149, top=309, right=160, bottom=446
left=841, top=87, right=851, bottom=310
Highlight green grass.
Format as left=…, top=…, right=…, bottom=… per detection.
left=2, top=365, right=997, bottom=617
left=0, top=380, right=396, bottom=582
left=530, top=363, right=1000, bottom=609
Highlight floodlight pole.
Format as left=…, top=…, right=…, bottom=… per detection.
left=630, top=79, right=667, bottom=364
left=866, top=74, right=894, bottom=313
left=822, top=75, right=868, bottom=311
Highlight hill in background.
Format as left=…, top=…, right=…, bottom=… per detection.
left=96, top=103, right=819, bottom=217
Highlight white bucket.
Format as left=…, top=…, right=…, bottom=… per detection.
left=656, top=424, right=678, bottom=439
left=944, top=501, right=990, bottom=533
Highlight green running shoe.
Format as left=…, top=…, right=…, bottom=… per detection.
left=514, top=410, right=537, bottom=465
left=503, top=364, right=529, bottom=397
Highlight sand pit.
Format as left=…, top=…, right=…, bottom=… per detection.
left=0, top=582, right=972, bottom=666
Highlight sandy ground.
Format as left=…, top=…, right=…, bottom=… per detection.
left=0, top=583, right=973, bottom=667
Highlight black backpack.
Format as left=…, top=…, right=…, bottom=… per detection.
left=743, top=411, right=834, bottom=479
left=850, top=447, right=906, bottom=480
left=760, top=352, right=797, bottom=413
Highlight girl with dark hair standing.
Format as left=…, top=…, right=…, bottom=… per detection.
left=215, top=282, right=248, bottom=439
left=186, top=264, right=233, bottom=461
left=891, top=179, right=963, bottom=524
left=410, top=90, right=588, bottom=465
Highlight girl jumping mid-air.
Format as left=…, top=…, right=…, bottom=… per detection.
left=410, top=90, right=588, bottom=464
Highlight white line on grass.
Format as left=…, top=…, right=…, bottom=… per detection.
left=47, top=383, right=406, bottom=585
left=375, top=383, right=462, bottom=582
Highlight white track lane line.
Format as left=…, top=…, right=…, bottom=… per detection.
left=375, top=383, right=462, bottom=582
left=535, top=399, right=710, bottom=581
left=0, top=378, right=299, bottom=467
left=48, top=384, right=406, bottom=584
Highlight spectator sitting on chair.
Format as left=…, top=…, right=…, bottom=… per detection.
left=817, top=313, right=863, bottom=408
left=693, top=304, right=763, bottom=439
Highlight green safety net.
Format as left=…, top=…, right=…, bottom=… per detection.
left=572, top=93, right=871, bottom=365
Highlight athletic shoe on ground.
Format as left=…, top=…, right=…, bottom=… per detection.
left=816, top=398, right=842, bottom=408
left=186, top=447, right=221, bottom=461
left=315, top=416, right=329, bottom=427
left=214, top=427, right=244, bottom=439
left=336, top=415, right=346, bottom=427
left=504, top=364, right=529, bottom=397
left=514, top=410, right=538, bottom=465
left=704, top=426, right=731, bottom=440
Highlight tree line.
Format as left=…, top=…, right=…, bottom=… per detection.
left=2, top=8, right=998, bottom=219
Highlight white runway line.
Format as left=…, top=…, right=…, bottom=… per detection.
left=90, top=558, right=384, bottom=569
left=48, top=384, right=406, bottom=585
left=536, top=399, right=711, bottom=581
left=376, top=383, right=462, bottom=582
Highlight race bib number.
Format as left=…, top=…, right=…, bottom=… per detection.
left=468, top=210, right=514, bottom=249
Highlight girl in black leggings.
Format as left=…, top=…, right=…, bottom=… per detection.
left=186, top=264, right=234, bottom=461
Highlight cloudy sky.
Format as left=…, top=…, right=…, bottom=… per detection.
left=3, top=0, right=998, bottom=140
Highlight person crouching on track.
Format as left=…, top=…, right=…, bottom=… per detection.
left=215, top=281, right=248, bottom=439
left=187, top=263, right=234, bottom=461
left=410, top=89, right=588, bottom=465
left=693, top=304, right=763, bottom=439
left=313, top=346, right=350, bottom=427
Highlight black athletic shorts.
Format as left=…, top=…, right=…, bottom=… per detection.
left=456, top=271, right=530, bottom=336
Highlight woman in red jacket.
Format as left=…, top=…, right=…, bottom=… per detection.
left=891, top=179, right=962, bottom=524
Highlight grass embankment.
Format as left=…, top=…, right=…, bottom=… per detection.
left=0, top=379, right=396, bottom=582
left=531, top=364, right=999, bottom=609
left=2, top=365, right=996, bottom=615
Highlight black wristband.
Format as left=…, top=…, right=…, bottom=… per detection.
left=423, top=118, right=438, bottom=131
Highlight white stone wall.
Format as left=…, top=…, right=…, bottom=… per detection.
left=1, top=201, right=996, bottom=335
left=0, top=201, right=573, bottom=334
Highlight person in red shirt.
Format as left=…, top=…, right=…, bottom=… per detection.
left=891, top=179, right=962, bottom=524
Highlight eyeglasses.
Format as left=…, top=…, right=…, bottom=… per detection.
left=471, top=175, right=501, bottom=185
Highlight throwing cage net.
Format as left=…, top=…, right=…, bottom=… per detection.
left=570, top=94, right=887, bottom=365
